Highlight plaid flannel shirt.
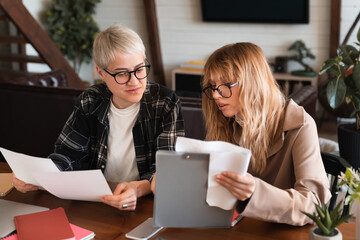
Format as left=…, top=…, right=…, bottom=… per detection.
left=49, top=82, right=185, bottom=181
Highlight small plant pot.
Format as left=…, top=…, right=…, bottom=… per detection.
left=291, top=70, right=317, bottom=77
left=309, top=227, right=342, bottom=240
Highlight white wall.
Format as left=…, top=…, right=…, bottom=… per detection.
left=23, top=0, right=360, bottom=88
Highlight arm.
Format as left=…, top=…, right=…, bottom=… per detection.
left=139, top=91, right=185, bottom=181
left=148, top=93, right=185, bottom=192
left=238, top=115, right=331, bottom=226
left=49, top=97, right=91, bottom=171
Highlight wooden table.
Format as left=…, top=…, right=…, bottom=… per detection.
left=1, top=162, right=356, bottom=240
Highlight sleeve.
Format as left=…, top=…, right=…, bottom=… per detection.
left=237, top=114, right=331, bottom=226
left=48, top=97, right=91, bottom=171
left=155, top=93, right=185, bottom=151
left=140, top=93, right=185, bottom=181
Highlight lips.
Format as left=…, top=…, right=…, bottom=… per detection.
left=126, top=87, right=141, bottom=94
left=217, top=103, right=228, bottom=110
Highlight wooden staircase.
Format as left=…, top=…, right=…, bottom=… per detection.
left=0, top=0, right=86, bottom=89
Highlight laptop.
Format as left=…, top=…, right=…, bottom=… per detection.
left=153, top=150, right=235, bottom=228
left=0, top=199, right=49, bottom=238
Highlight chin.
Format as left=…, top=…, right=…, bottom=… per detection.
left=221, top=111, right=236, bottom=118
left=128, top=94, right=143, bottom=103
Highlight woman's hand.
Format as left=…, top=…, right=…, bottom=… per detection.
left=216, top=171, right=256, bottom=201
left=150, top=173, right=156, bottom=194
left=11, top=173, right=39, bottom=193
left=101, top=182, right=138, bottom=211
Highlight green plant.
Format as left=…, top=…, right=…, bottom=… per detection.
left=339, top=167, right=360, bottom=208
left=41, top=0, right=100, bottom=73
left=319, top=26, right=360, bottom=130
left=287, top=40, right=316, bottom=73
left=301, top=201, right=352, bottom=236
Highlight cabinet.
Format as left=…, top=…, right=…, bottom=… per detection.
left=172, top=69, right=317, bottom=97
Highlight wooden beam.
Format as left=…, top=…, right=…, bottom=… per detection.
left=0, top=0, right=86, bottom=89
left=143, top=0, right=165, bottom=86
left=329, top=0, right=341, bottom=57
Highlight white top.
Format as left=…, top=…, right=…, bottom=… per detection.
left=104, top=101, right=140, bottom=183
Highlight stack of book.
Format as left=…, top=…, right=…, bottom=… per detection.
left=180, top=61, right=205, bottom=72
left=5, top=207, right=94, bottom=240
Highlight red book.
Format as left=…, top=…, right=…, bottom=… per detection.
left=14, top=207, right=75, bottom=240
left=70, top=224, right=95, bottom=240
left=4, top=224, right=94, bottom=240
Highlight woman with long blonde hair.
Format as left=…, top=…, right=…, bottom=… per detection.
left=202, top=42, right=331, bottom=226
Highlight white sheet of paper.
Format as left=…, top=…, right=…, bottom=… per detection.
left=175, top=137, right=251, bottom=210
left=0, top=147, right=60, bottom=186
left=32, top=170, right=112, bottom=202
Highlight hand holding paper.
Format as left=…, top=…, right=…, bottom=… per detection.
left=175, top=137, right=251, bottom=210
left=0, top=147, right=60, bottom=187
left=0, top=147, right=112, bottom=201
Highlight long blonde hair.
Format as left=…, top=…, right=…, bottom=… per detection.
left=202, top=42, right=285, bottom=174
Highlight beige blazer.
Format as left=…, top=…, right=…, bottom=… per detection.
left=237, top=99, right=331, bottom=226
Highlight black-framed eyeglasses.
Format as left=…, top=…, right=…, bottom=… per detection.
left=202, top=82, right=239, bottom=100
left=103, top=64, right=151, bottom=85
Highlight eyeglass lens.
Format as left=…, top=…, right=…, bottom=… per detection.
left=204, top=84, right=233, bottom=99
left=115, top=65, right=150, bottom=84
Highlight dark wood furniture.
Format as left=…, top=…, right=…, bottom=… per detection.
left=0, top=162, right=356, bottom=240
left=0, top=82, right=206, bottom=162
left=0, top=83, right=83, bottom=162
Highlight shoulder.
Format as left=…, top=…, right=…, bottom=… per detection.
left=143, top=82, right=180, bottom=105
left=283, top=99, right=315, bottom=132
left=80, top=83, right=110, bottom=99
left=77, top=83, right=111, bottom=112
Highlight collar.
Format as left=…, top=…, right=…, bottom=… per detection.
left=86, top=83, right=152, bottom=125
left=267, top=99, right=305, bottom=158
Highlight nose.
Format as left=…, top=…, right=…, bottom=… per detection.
left=212, top=89, right=222, bottom=99
left=128, top=72, right=140, bottom=85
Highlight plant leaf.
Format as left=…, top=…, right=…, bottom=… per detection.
left=315, top=204, right=326, bottom=220
left=316, top=220, right=332, bottom=236
left=338, top=45, right=359, bottom=66
left=331, top=214, right=352, bottom=230
left=319, top=59, right=338, bottom=75
left=324, top=209, right=332, bottom=229
left=301, top=211, right=317, bottom=222
left=353, top=63, right=360, bottom=90
left=326, top=75, right=347, bottom=108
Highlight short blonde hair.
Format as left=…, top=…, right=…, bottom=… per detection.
left=93, top=24, right=146, bottom=69
left=202, top=42, right=285, bottom=174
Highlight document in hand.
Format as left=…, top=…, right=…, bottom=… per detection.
left=175, top=137, right=251, bottom=210
left=0, top=147, right=112, bottom=201
left=14, top=207, right=75, bottom=240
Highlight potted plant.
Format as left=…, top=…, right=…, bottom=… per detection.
left=339, top=167, right=360, bottom=240
left=41, top=0, right=100, bottom=74
left=287, top=40, right=317, bottom=77
left=301, top=201, right=352, bottom=240
left=319, top=26, right=360, bottom=169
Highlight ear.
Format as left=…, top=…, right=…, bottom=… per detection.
left=96, top=65, right=105, bottom=79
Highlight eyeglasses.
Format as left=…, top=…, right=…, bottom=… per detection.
left=202, top=82, right=239, bottom=100
left=103, top=64, right=151, bottom=85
